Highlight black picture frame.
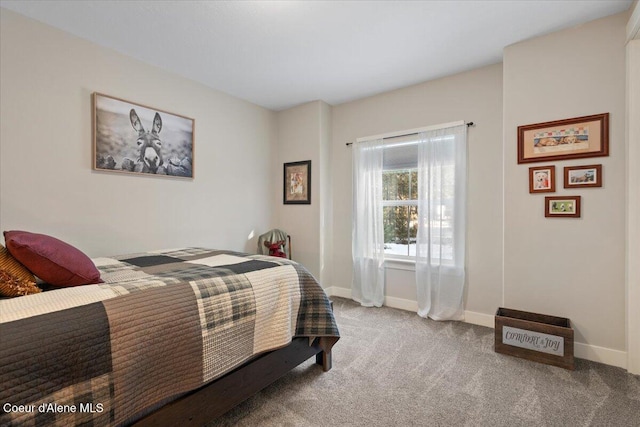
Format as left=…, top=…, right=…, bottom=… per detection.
left=283, top=160, right=311, bottom=204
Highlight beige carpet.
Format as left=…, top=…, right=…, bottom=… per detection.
left=209, top=297, right=640, bottom=426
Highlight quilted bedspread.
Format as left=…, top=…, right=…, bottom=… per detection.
left=0, top=248, right=339, bottom=426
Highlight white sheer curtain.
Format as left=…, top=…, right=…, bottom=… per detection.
left=352, top=138, right=385, bottom=307
left=415, top=125, right=467, bottom=320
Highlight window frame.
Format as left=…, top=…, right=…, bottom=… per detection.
left=380, top=154, right=457, bottom=266
left=382, top=167, right=418, bottom=261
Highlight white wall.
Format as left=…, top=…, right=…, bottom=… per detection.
left=626, top=31, right=640, bottom=374
left=274, top=101, right=332, bottom=281
left=503, top=13, right=628, bottom=364
left=0, top=10, right=277, bottom=257
left=330, top=64, right=504, bottom=318
left=319, top=101, right=333, bottom=288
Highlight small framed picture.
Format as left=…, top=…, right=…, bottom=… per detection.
left=564, top=164, right=602, bottom=188
left=529, top=166, right=555, bottom=193
left=545, top=196, right=581, bottom=218
left=283, top=160, right=311, bottom=204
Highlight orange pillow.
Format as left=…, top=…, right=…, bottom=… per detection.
left=0, top=244, right=40, bottom=297
left=0, top=243, right=36, bottom=283
left=0, top=269, right=41, bottom=297
left=4, top=231, right=102, bottom=287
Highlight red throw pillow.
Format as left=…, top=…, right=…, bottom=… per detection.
left=4, top=230, right=102, bottom=287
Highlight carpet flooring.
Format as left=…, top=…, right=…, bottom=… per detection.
left=209, top=297, right=640, bottom=426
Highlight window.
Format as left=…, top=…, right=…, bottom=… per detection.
left=352, top=122, right=467, bottom=317
left=381, top=134, right=456, bottom=261
left=382, top=137, right=418, bottom=259
left=383, top=169, right=418, bottom=257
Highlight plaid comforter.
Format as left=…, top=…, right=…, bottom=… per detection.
left=0, top=248, right=339, bottom=426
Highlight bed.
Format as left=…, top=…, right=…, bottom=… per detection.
left=0, top=247, right=339, bottom=426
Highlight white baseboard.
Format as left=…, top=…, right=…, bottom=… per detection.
left=324, top=287, right=418, bottom=311
left=383, top=295, right=418, bottom=311
left=463, top=310, right=495, bottom=328
left=324, top=286, right=628, bottom=370
left=574, top=342, right=627, bottom=369
left=325, top=286, right=351, bottom=299
left=325, top=287, right=492, bottom=327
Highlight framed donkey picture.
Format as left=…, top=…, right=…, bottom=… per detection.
left=93, top=93, right=195, bottom=178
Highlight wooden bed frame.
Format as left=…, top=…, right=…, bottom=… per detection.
left=132, top=336, right=338, bottom=426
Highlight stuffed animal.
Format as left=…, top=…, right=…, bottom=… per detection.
left=264, top=240, right=287, bottom=258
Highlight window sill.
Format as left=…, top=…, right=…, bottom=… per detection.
left=384, top=258, right=415, bottom=271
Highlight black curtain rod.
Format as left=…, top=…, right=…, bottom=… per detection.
left=345, top=121, right=474, bottom=146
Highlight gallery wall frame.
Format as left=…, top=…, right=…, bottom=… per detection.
left=283, top=160, right=311, bottom=204
left=518, top=113, right=609, bottom=164
left=529, top=166, right=556, bottom=193
left=564, top=164, right=603, bottom=189
left=93, top=92, right=195, bottom=178
left=545, top=196, right=581, bottom=218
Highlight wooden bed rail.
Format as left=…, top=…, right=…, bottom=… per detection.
left=132, top=336, right=338, bottom=426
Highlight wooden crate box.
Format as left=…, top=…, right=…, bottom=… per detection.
left=495, top=307, right=574, bottom=370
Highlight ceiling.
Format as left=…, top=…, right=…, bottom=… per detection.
left=0, top=0, right=632, bottom=111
